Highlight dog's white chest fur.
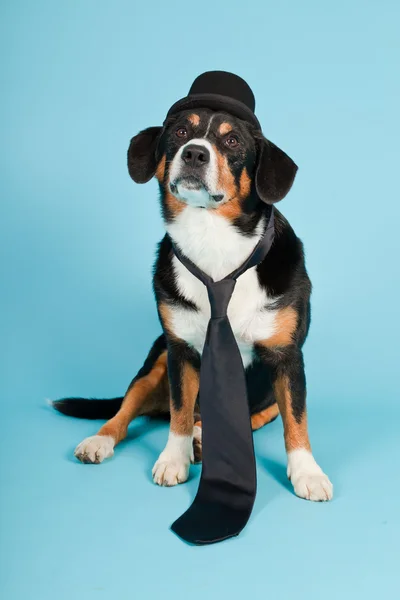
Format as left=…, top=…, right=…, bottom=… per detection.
left=166, top=207, right=278, bottom=367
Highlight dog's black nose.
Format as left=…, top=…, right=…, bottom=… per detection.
left=181, top=145, right=210, bottom=168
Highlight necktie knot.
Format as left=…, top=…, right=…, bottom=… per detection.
left=207, top=279, right=236, bottom=319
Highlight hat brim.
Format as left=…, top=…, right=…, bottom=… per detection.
left=165, top=93, right=261, bottom=129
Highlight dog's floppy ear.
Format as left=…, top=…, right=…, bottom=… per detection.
left=127, top=126, right=162, bottom=183
left=255, top=136, right=298, bottom=204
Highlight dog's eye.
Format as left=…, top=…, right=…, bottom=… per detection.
left=225, top=135, right=239, bottom=148
left=176, top=127, right=188, bottom=139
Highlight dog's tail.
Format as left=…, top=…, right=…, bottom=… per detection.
left=51, top=397, right=124, bottom=420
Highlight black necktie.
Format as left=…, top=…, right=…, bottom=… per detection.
left=170, top=207, right=275, bottom=545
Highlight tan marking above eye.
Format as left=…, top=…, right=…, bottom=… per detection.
left=187, top=113, right=200, bottom=127
left=218, top=122, right=232, bottom=136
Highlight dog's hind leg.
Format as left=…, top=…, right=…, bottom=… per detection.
left=74, top=339, right=169, bottom=464
left=251, top=403, right=280, bottom=430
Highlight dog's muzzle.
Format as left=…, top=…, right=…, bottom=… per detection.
left=169, top=138, right=225, bottom=207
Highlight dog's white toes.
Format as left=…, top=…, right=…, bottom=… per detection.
left=74, top=435, right=115, bottom=464
left=152, top=456, right=190, bottom=486
left=292, top=473, right=333, bottom=501
left=152, top=433, right=193, bottom=486
left=287, top=449, right=333, bottom=502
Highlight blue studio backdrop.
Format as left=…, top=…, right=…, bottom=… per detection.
left=1, top=1, right=399, bottom=599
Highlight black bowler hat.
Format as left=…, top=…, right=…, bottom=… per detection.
left=165, top=70, right=261, bottom=129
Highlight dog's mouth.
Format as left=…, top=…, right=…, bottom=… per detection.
left=171, top=175, right=203, bottom=192
left=170, top=176, right=224, bottom=207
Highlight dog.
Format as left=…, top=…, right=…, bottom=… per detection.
left=53, top=106, right=333, bottom=502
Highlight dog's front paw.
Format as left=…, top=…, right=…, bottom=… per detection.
left=291, top=473, right=333, bottom=501
left=152, top=434, right=193, bottom=486
left=152, top=455, right=190, bottom=486
left=74, top=435, right=115, bottom=464
left=288, top=449, right=333, bottom=502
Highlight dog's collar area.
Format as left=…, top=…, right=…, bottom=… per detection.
left=170, top=206, right=274, bottom=285
left=168, top=203, right=273, bottom=259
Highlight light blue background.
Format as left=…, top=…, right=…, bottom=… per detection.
left=1, top=1, right=399, bottom=598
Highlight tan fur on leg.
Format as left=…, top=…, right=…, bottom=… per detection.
left=99, top=351, right=168, bottom=444
left=74, top=351, right=169, bottom=464
left=273, top=374, right=333, bottom=501
left=273, top=374, right=310, bottom=452
left=152, top=362, right=199, bottom=486
left=251, top=403, right=280, bottom=431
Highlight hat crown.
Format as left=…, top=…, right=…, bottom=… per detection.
left=188, top=71, right=256, bottom=112
left=165, top=70, right=260, bottom=129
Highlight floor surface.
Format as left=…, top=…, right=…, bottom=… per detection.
left=1, top=395, right=399, bottom=599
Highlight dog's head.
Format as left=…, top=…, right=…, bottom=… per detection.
left=128, top=109, right=297, bottom=219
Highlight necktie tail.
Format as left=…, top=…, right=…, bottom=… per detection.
left=171, top=316, right=256, bottom=544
